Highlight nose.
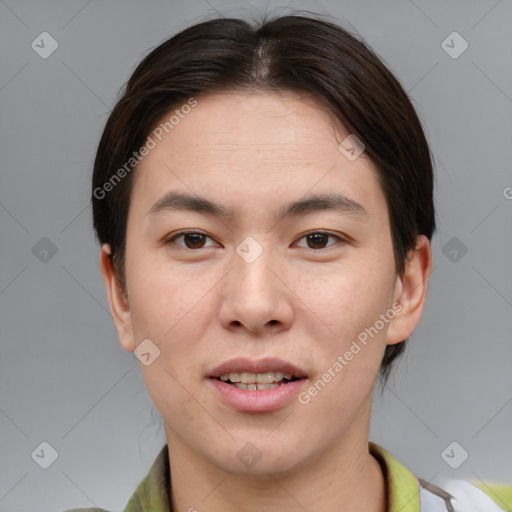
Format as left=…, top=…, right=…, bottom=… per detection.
left=218, top=238, right=294, bottom=335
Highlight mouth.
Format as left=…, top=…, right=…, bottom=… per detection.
left=216, top=371, right=305, bottom=390
left=207, top=357, right=308, bottom=412
left=208, top=357, right=308, bottom=384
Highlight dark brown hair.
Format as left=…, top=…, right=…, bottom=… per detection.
left=92, top=13, right=436, bottom=383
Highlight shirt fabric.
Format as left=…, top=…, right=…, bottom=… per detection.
left=65, top=442, right=511, bottom=512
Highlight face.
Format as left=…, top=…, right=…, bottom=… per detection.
left=101, top=90, right=430, bottom=477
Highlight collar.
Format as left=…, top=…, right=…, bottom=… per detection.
left=370, top=442, right=421, bottom=512
left=124, top=443, right=421, bottom=512
left=124, top=444, right=171, bottom=512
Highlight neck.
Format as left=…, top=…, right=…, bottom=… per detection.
left=165, top=406, right=387, bottom=512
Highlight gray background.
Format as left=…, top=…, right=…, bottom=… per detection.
left=1, top=0, right=511, bottom=510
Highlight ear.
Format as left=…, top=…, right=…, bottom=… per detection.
left=99, top=244, right=136, bottom=352
left=387, top=235, right=432, bottom=345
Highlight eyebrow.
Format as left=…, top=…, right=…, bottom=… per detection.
left=146, top=191, right=368, bottom=221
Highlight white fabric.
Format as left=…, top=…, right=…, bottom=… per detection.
left=444, top=480, right=505, bottom=512
left=419, top=485, right=448, bottom=510
left=419, top=479, right=506, bottom=512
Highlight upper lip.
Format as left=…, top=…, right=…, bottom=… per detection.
left=208, top=357, right=308, bottom=379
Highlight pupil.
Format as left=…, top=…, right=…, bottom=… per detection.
left=308, top=233, right=328, bottom=249
left=185, top=233, right=205, bottom=249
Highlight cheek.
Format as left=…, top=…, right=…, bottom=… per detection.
left=125, top=246, right=215, bottom=343
left=303, top=259, right=394, bottom=342
left=298, top=261, right=395, bottom=410
left=297, top=270, right=391, bottom=412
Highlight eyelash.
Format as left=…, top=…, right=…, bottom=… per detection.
left=164, top=230, right=345, bottom=250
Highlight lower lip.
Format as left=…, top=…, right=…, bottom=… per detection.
left=209, top=378, right=308, bottom=412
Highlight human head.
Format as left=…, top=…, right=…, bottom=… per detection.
left=93, top=14, right=435, bottom=483
left=92, top=13, right=435, bottom=385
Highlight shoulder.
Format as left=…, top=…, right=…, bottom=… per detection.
left=369, top=442, right=512, bottom=512
left=62, top=444, right=171, bottom=512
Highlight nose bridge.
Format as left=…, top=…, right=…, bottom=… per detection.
left=220, top=234, right=289, bottom=332
left=233, top=234, right=277, bottom=298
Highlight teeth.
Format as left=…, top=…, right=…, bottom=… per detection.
left=257, top=372, right=274, bottom=384
left=233, top=382, right=280, bottom=390
left=241, top=372, right=255, bottom=384
left=219, top=371, right=296, bottom=384
left=255, top=383, right=278, bottom=390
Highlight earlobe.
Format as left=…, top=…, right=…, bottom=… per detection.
left=99, top=244, right=136, bottom=352
left=387, top=235, right=432, bottom=346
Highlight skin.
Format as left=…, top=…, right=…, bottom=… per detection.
left=100, top=90, right=432, bottom=512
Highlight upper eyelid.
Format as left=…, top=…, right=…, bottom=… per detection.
left=167, top=230, right=218, bottom=246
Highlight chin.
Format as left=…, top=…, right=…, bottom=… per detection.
left=221, top=452, right=305, bottom=480
left=205, top=432, right=310, bottom=479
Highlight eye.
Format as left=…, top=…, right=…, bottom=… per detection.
left=164, top=230, right=344, bottom=251
left=295, top=231, right=344, bottom=250
left=164, top=231, right=218, bottom=249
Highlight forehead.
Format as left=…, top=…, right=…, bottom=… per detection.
left=160, top=91, right=343, bottom=162
left=131, top=90, right=384, bottom=218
